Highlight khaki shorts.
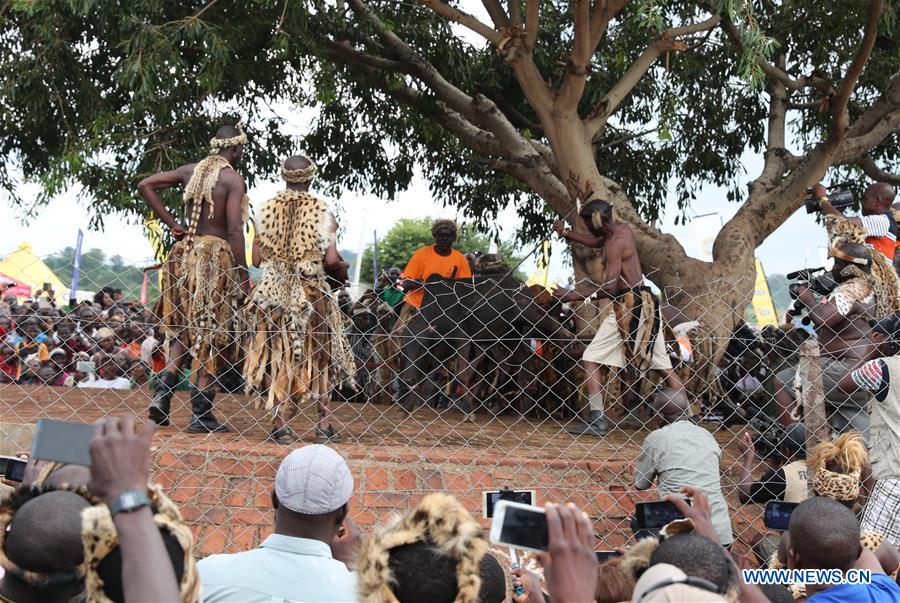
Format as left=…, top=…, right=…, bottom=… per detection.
left=582, top=310, right=672, bottom=370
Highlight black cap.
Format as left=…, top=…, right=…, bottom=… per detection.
left=870, top=313, right=900, bottom=340
left=780, top=423, right=807, bottom=456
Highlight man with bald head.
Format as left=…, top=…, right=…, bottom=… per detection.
left=0, top=490, right=91, bottom=602
left=138, top=123, right=251, bottom=434
left=244, top=154, right=354, bottom=444
left=634, top=388, right=734, bottom=545
left=814, top=181, right=899, bottom=261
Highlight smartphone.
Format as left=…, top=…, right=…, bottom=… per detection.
left=0, top=456, right=27, bottom=482
left=596, top=551, right=622, bottom=563
left=482, top=490, right=537, bottom=519
left=31, top=419, right=94, bottom=467
left=489, top=500, right=549, bottom=553
left=634, top=501, right=687, bottom=530
left=76, top=360, right=96, bottom=373
left=764, top=501, right=799, bottom=532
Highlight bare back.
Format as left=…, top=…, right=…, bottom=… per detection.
left=177, top=162, right=244, bottom=240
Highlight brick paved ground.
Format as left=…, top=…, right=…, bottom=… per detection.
left=1, top=384, right=766, bottom=559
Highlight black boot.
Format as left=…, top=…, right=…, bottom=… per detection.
left=187, top=389, right=229, bottom=433
left=566, top=410, right=609, bottom=437
left=149, top=370, right=179, bottom=426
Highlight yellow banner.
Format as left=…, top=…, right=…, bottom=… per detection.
left=526, top=239, right=553, bottom=290
left=143, top=217, right=167, bottom=264
left=752, top=259, right=778, bottom=327
left=245, top=219, right=256, bottom=267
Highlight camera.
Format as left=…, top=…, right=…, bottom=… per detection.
left=750, top=416, right=784, bottom=460
left=805, top=188, right=854, bottom=214
left=785, top=267, right=837, bottom=325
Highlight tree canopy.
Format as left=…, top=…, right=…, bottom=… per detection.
left=43, top=247, right=158, bottom=302
left=4, top=0, right=897, bottom=239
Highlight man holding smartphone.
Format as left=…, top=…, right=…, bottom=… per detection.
left=634, top=388, right=734, bottom=546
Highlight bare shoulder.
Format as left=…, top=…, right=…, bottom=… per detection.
left=218, top=167, right=246, bottom=191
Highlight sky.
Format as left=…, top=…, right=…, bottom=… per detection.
left=3, top=3, right=834, bottom=289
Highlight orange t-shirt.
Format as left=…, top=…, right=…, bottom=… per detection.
left=401, top=246, right=472, bottom=308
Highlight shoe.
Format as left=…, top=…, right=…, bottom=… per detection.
left=269, top=426, right=300, bottom=445
left=314, top=426, right=342, bottom=444
left=567, top=410, right=609, bottom=437
left=187, top=389, right=229, bottom=433
left=148, top=370, right=179, bottom=426
left=615, top=411, right=643, bottom=430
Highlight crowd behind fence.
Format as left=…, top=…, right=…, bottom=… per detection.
left=1, top=245, right=898, bottom=602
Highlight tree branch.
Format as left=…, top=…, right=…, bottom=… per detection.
left=480, top=0, right=511, bottom=29
left=585, top=14, right=719, bottom=135
left=589, top=0, right=629, bottom=50
left=829, top=0, right=885, bottom=137
left=858, top=157, right=900, bottom=185
left=524, top=0, right=539, bottom=49
left=417, top=0, right=501, bottom=46
left=509, top=0, right=522, bottom=26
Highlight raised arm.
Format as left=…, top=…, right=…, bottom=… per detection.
left=553, top=219, right=603, bottom=248
left=324, top=216, right=349, bottom=283
left=137, top=165, right=192, bottom=238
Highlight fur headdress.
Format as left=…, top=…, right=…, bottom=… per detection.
left=281, top=154, right=317, bottom=183
left=208, top=122, right=248, bottom=154
left=809, top=432, right=868, bottom=501
left=81, top=483, right=200, bottom=603
left=356, top=493, right=487, bottom=603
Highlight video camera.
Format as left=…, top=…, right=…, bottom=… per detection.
left=785, top=266, right=837, bottom=324
left=804, top=186, right=854, bottom=214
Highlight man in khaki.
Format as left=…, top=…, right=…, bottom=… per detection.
left=634, top=388, right=733, bottom=546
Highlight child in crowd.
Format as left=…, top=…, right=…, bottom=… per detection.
left=77, top=353, right=131, bottom=390
left=14, top=319, right=48, bottom=382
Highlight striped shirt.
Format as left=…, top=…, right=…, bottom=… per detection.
left=860, top=214, right=897, bottom=260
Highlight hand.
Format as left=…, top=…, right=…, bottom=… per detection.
left=512, top=568, right=546, bottom=603
left=664, top=486, right=720, bottom=545
left=812, top=183, right=827, bottom=200
left=553, top=220, right=570, bottom=238
left=330, top=516, right=362, bottom=570
left=170, top=223, right=187, bottom=240
left=89, top=415, right=155, bottom=506
left=536, top=503, right=598, bottom=603
left=738, top=432, right=755, bottom=456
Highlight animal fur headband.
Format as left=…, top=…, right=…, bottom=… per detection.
left=282, top=154, right=317, bottom=183
left=808, top=432, right=867, bottom=501
left=81, top=483, right=200, bottom=603
left=812, top=468, right=861, bottom=501
left=209, top=122, right=248, bottom=154
left=356, top=493, right=488, bottom=603
left=0, top=483, right=100, bottom=588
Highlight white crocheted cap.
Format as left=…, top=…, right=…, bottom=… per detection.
left=275, top=445, right=353, bottom=514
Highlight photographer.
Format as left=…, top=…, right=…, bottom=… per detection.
left=812, top=181, right=898, bottom=261
left=737, top=422, right=808, bottom=505
left=774, top=242, right=882, bottom=436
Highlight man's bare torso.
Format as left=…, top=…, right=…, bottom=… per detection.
left=179, top=162, right=240, bottom=241
left=607, top=223, right=643, bottom=290
left=819, top=319, right=881, bottom=364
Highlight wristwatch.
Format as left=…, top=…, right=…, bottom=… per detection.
left=108, top=489, right=151, bottom=516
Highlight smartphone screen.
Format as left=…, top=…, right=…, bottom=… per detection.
left=497, top=503, right=549, bottom=551
left=483, top=490, right=535, bottom=518
left=31, top=419, right=94, bottom=467
left=764, top=501, right=798, bottom=532
left=5, top=457, right=26, bottom=482
left=596, top=551, right=622, bottom=563
left=635, top=501, right=686, bottom=530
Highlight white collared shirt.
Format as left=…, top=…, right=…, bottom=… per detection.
left=198, top=534, right=358, bottom=603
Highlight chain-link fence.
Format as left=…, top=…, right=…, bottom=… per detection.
left=0, top=241, right=895, bottom=568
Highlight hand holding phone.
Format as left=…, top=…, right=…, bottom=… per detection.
left=489, top=500, right=548, bottom=553
left=538, top=503, right=598, bottom=603
left=763, top=501, right=798, bottom=532
left=0, top=455, right=27, bottom=482
left=634, top=501, right=685, bottom=530
left=483, top=489, right=537, bottom=518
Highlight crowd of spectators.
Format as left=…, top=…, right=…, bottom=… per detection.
left=2, top=412, right=898, bottom=602
left=0, top=286, right=164, bottom=391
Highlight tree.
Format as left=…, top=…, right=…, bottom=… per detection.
left=359, top=217, right=523, bottom=282
left=43, top=247, right=159, bottom=304
left=2, top=0, right=899, bottom=371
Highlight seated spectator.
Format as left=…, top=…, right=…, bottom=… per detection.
left=198, top=444, right=358, bottom=602
left=0, top=489, right=91, bottom=603
left=94, top=327, right=118, bottom=355
left=18, top=354, right=43, bottom=385
left=121, top=322, right=146, bottom=360
left=53, top=319, right=90, bottom=371
left=126, top=358, right=149, bottom=388
left=357, top=492, right=508, bottom=603
left=787, top=496, right=900, bottom=601
left=0, top=341, right=16, bottom=382
left=47, top=349, right=74, bottom=386
left=634, top=388, right=734, bottom=546
left=141, top=325, right=167, bottom=375
left=13, top=319, right=49, bottom=381
left=78, top=354, right=131, bottom=390
left=738, top=422, right=808, bottom=504
left=74, top=304, right=99, bottom=339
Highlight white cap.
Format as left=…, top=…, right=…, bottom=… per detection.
left=274, top=445, right=354, bottom=515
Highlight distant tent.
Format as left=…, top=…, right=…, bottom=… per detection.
left=0, top=242, right=68, bottom=298
left=0, top=273, right=33, bottom=298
